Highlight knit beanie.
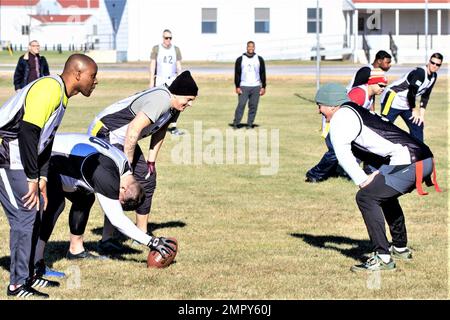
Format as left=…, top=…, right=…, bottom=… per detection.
left=168, top=71, right=199, bottom=96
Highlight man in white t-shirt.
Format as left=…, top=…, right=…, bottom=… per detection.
left=149, top=29, right=184, bottom=135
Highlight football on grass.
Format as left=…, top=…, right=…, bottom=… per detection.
left=147, top=237, right=178, bottom=268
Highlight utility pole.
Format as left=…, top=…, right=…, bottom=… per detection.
left=316, top=0, right=321, bottom=90
left=425, top=0, right=429, bottom=62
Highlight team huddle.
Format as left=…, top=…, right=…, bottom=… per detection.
left=0, top=45, right=444, bottom=298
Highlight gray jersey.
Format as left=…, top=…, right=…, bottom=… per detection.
left=88, top=86, right=172, bottom=146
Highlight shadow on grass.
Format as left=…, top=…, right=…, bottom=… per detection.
left=0, top=240, right=145, bottom=273
left=291, top=233, right=372, bottom=262
left=90, top=220, right=187, bottom=238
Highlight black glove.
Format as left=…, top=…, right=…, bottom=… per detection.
left=147, top=237, right=176, bottom=258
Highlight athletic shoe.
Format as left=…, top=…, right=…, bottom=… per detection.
left=389, top=246, right=413, bottom=260
left=27, top=276, right=60, bottom=288
left=305, top=175, right=325, bottom=183
left=34, top=259, right=66, bottom=278
left=351, top=254, right=396, bottom=272
left=66, top=250, right=108, bottom=260
left=169, top=128, right=184, bottom=135
left=7, top=285, right=49, bottom=298
left=97, top=238, right=124, bottom=254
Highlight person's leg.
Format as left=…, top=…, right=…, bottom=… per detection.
left=132, top=145, right=157, bottom=234
left=233, top=87, right=250, bottom=127
left=246, top=86, right=261, bottom=128
left=399, top=109, right=424, bottom=142
left=168, top=112, right=183, bottom=135
left=0, top=169, right=38, bottom=288
left=66, top=191, right=95, bottom=255
left=382, top=198, right=407, bottom=248
left=35, top=171, right=66, bottom=264
left=306, top=135, right=339, bottom=182
left=355, top=174, right=403, bottom=255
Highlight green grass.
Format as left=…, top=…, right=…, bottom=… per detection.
left=0, top=72, right=447, bottom=299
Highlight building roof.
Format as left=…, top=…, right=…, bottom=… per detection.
left=0, top=0, right=39, bottom=5
left=57, top=0, right=99, bottom=8
left=352, top=0, right=450, bottom=9
left=30, top=14, right=92, bottom=23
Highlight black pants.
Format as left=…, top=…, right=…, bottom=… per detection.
left=39, top=170, right=95, bottom=244
left=356, top=174, right=406, bottom=254
left=306, top=135, right=340, bottom=180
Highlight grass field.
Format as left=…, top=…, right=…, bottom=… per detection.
left=0, top=65, right=447, bottom=300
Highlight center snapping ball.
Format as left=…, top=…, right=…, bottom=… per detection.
left=147, top=237, right=178, bottom=268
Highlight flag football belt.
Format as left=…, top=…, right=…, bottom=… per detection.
left=381, top=90, right=396, bottom=116
left=415, top=158, right=442, bottom=196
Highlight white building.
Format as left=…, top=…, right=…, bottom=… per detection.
left=0, top=0, right=448, bottom=63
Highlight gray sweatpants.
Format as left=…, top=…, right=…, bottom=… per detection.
left=0, top=168, right=39, bottom=285
left=233, top=86, right=261, bottom=127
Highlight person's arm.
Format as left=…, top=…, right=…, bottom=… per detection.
left=234, top=56, right=242, bottom=94
left=259, top=56, right=266, bottom=96
left=149, top=45, right=158, bottom=87
left=351, top=67, right=371, bottom=87
left=406, top=68, right=426, bottom=125
left=419, top=73, right=436, bottom=109
left=123, top=111, right=151, bottom=164
left=13, top=57, right=25, bottom=91
left=330, top=108, right=368, bottom=187
left=42, top=56, right=50, bottom=76
left=175, top=46, right=182, bottom=75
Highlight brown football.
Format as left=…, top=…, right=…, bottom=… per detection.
left=147, top=237, right=178, bottom=268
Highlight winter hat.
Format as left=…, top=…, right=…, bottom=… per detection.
left=368, top=68, right=388, bottom=85
left=315, top=83, right=349, bottom=106
left=168, top=71, right=199, bottom=96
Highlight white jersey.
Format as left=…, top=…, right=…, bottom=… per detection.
left=52, top=133, right=131, bottom=193
left=240, top=54, right=262, bottom=87
left=348, top=84, right=373, bottom=110
left=155, top=44, right=178, bottom=86
left=381, top=66, right=435, bottom=111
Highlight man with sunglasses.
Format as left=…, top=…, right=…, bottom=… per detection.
left=149, top=29, right=184, bottom=136
left=380, top=53, right=443, bottom=142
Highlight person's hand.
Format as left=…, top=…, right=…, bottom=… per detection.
left=39, top=178, right=48, bottom=211
left=236, top=88, right=242, bottom=95
left=22, top=180, right=39, bottom=210
left=147, top=237, right=176, bottom=258
left=409, top=109, right=424, bottom=126
left=359, top=171, right=379, bottom=189
left=145, top=161, right=156, bottom=179
left=260, top=87, right=266, bottom=96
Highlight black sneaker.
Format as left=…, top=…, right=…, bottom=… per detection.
left=7, top=285, right=49, bottom=298
left=28, top=276, right=60, bottom=288
left=66, top=250, right=108, bottom=260
left=305, top=176, right=325, bottom=183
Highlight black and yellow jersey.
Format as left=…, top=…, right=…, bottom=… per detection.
left=0, top=75, right=68, bottom=179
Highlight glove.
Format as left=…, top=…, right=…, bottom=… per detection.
left=147, top=236, right=176, bottom=258
left=145, top=161, right=156, bottom=179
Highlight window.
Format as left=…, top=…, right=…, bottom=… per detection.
left=307, top=8, right=322, bottom=33
left=22, top=25, right=30, bottom=35
left=255, top=8, right=270, bottom=33
left=202, top=8, right=217, bottom=34
left=93, top=25, right=98, bottom=36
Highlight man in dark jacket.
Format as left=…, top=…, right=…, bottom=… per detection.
left=232, top=41, right=266, bottom=129
left=13, top=40, right=50, bottom=91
